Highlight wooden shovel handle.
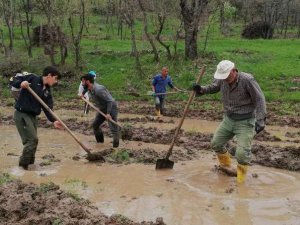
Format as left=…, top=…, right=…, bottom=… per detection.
left=81, top=97, right=122, bottom=129
left=27, top=86, right=91, bottom=153
left=166, top=66, right=206, bottom=159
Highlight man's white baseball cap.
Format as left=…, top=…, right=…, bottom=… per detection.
left=214, top=60, right=235, bottom=79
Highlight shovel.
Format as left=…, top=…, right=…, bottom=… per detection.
left=155, top=66, right=206, bottom=169
left=80, top=97, right=122, bottom=129
left=27, top=86, right=105, bottom=162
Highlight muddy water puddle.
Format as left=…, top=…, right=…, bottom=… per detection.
left=1, top=125, right=300, bottom=225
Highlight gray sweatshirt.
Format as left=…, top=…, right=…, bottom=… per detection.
left=202, top=72, right=267, bottom=122
left=89, top=83, right=116, bottom=114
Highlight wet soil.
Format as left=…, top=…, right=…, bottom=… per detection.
left=1, top=112, right=299, bottom=171
left=1, top=96, right=300, bottom=225
left=0, top=174, right=165, bottom=225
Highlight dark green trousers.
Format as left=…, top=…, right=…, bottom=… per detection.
left=14, top=110, right=38, bottom=166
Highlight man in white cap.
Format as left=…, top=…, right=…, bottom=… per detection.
left=193, top=60, right=266, bottom=183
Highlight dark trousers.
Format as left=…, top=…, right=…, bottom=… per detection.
left=14, top=110, right=38, bottom=166
left=92, top=104, right=120, bottom=147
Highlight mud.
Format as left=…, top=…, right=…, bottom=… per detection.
left=1, top=96, right=300, bottom=225
left=118, top=101, right=300, bottom=128
left=1, top=114, right=299, bottom=171
left=0, top=174, right=165, bottom=225
left=20, top=99, right=298, bottom=127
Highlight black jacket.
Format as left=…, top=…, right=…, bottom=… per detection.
left=10, top=73, right=56, bottom=122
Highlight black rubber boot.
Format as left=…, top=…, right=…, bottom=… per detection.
left=112, top=133, right=120, bottom=148
left=95, top=131, right=104, bottom=143
left=19, top=162, right=29, bottom=170
left=19, top=158, right=29, bottom=170
left=29, top=157, right=35, bottom=165
left=113, top=139, right=119, bottom=148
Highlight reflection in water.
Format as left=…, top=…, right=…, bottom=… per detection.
left=1, top=125, right=300, bottom=225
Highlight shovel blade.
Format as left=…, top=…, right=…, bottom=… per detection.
left=86, top=152, right=105, bottom=162
left=155, top=158, right=174, bottom=169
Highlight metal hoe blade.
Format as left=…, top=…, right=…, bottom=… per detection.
left=155, top=158, right=174, bottom=169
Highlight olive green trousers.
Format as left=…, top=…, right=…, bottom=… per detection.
left=14, top=110, right=38, bottom=166
left=211, top=116, right=255, bottom=165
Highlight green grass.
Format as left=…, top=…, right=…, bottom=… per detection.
left=0, top=173, right=13, bottom=185
left=1, top=13, right=299, bottom=104
left=109, top=149, right=130, bottom=163
left=38, top=182, right=58, bottom=193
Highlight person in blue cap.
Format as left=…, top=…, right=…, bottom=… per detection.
left=78, top=71, right=96, bottom=114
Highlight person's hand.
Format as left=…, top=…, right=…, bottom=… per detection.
left=192, top=83, right=202, bottom=95
left=255, top=120, right=265, bottom=134
left=20, top=81, right=30, bottom=89
left=53, top=120, right=63, bottom=129
left=151, top=91, right=156, bottom=97
left=106, top=114, right=112, bottom=121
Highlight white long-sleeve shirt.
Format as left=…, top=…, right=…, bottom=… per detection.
left=78, top=83, right=89, bottom=100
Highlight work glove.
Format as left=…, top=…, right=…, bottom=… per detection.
left=255, top=119, right=265, bottom=134
left=151, top=91, right=156, bottom=97
left=192, top=83, right=203, bottom=96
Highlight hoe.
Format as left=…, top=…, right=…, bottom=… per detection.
left=27, top=86, right=105, bottom=162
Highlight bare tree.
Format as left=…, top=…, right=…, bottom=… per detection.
left=35, top=0, right=68, bottom=66
left=180, top=0, right=208, bottom=60
left=155, top=13, right=172, bottom=59
left=138, top=0, right=159, bottom=62
left=68, top=0, right=85, bottom=69
left=18, top=0, right=33, bottom=57
left=0, top=0, right=16, bottom=55
left=120, top=0, right=143, bottom=77
left=0, top=29, right=9, bottom=57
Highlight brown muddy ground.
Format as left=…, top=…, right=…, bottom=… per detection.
left=53, top=100, right=300, bottom=128
left=0, top=174, right=165, bottom=225
left=1, top=104, right=299, bottom=171
left=0, top=99, right=299, bottom=224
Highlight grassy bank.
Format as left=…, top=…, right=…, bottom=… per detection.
left=0, top=21, right=299, bottom=104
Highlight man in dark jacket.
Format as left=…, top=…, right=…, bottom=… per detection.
left=10, top=66, right=63, bottom=170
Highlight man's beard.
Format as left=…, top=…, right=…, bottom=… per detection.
left=83, top=84, right=89, bottom=89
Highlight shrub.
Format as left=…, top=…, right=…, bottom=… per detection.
left=241, top=21, right=273, bottom=39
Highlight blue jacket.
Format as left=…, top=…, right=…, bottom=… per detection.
left=152, top=74, right=174, bottom=94
left=10, top=73, right=56, bottom=122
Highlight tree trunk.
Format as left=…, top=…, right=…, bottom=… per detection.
left=156, top=14, right=171, bottom=59
left=180, top=0, right=208, bottom=60
left=130, top=24, right=143, bottom=77
left=68, top=0, right=85, bottom=69
left=138, top=0, right=159, bottom=62
left=219, top=1, right=225, bottom=33
left=184, top=25, right=198, bottom=59
left=20, top=0, right=33, bottom=58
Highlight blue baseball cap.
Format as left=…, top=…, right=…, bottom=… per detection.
left=88, top=70, right=96, bottom=78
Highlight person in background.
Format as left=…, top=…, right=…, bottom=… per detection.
left=151, top=66, right=181, bottom=117
left=193, top=60, right=267, bottom=183
left=80, top=74, right=120, bottom=148
left=10, top=66, right=63, bottom=170
left=78, top=70, right=96, bottom=114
